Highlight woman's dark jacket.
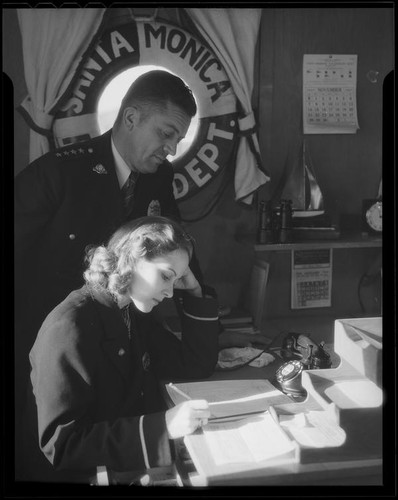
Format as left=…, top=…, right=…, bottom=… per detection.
left=24, top=284, right=219, bottom=483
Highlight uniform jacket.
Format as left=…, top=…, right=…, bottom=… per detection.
left=14, top=130, right=183, bottom=333
left=24, top=284, right=219, bottom=483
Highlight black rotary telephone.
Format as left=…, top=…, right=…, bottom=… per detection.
left=273, top=333, right=332, bottom=399
left=280, top=332, right=332, bottom=369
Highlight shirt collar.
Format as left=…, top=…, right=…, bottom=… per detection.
left=111, top=135, right=132, bottom=188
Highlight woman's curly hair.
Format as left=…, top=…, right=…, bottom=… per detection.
left=84, top=216, right=194, bottom=299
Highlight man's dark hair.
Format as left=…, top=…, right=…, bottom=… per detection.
left=115, top=70, right=197, bottom=125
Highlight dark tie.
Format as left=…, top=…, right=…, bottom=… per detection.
left=121, top=171, right=139, bottom=216
left=122, top=305, right=132, bottom=341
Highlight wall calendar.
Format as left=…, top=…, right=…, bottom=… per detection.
left=303, top=54, right=359, bottom=134
left=291, top=248, right=333, bottom=309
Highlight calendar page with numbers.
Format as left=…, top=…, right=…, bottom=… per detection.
left=291, top=248, right=333, bottom=309
left=303, top=54, right=359, bottom=134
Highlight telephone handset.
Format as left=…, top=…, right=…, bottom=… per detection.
left=280, top=333, right=332, bottom=369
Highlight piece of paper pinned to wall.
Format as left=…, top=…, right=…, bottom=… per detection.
left=303, top=54, right=359, bottom=134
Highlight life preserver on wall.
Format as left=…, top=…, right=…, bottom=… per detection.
left=53, top=20, right=239, bottom=202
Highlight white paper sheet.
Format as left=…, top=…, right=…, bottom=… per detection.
left=166, top=379, right=292, bottom=419
left=303, top=54, right=359, bottom=134
left=203, top=412, right=296, bottom=465
left=291, top=248, right=333, bottom=309
left=280, top=410, right=346, bottom=448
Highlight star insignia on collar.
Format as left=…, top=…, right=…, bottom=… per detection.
left=93, top=164, right=108, bottom=175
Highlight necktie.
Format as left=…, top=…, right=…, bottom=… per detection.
left=122, top=305, right=132, bottom=340
left=121, top=171, right=139, bottom=215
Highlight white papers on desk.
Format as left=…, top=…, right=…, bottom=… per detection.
left=303, top=54, right=359, bottom=134
left=203, top=412, right=297, bottom=465
left=279, top=410, right=346, bottom=448
left=166, top=379, right=292, bottom=420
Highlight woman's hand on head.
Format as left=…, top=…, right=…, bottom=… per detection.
left=165, top=400, right=210, bottom=439
left=173, top=267, right=202, bottom=297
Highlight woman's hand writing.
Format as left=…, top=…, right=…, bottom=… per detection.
left=165, top=400, right=210, bottom=439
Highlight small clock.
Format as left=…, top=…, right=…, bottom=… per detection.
left=362, top=199, right=382, bottom=234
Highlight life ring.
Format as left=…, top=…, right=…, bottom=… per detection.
left=53, top=20, right=239, bottom=202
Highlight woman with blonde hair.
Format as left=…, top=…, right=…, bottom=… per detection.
left=23, top=216, right=219, bottom=483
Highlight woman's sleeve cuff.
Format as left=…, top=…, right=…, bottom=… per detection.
left=140, top=413, right=172, bottom=468
left=182, top=294, right=218, bottom=321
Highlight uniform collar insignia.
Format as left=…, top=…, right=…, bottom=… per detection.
left=93, top=164, right=108, bottom=174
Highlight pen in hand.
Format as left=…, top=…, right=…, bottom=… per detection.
left=167, top=385, right=280, bottom=426
left=168, top=383, right=191, bottom=401
left=268, top=405, right=279, bottom=423
left=208, top=407, right=279, bottom=423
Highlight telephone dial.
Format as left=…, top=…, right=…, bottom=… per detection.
left=273, top=333, right=332, bottom=399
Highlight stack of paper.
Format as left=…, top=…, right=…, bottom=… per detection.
left=183, top=410, right=299, bottom=486
left=166, top=379, right=292, bottom=420
left=202, top=412, right=298, bottom=466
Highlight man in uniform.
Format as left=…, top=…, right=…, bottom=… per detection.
left=14, top=71, right=203, bottom=450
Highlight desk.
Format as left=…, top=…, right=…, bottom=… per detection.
left=180, top=454, right=382, bottom=486
left=173, top=345, right=383, bottom=487
left=94, top=318, right=383, bottom=487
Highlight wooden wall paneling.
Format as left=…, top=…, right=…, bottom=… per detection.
left=256, top=7, right=393, bottom=226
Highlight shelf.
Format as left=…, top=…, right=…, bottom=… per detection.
left=243, top=233, right=382, bottom=251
